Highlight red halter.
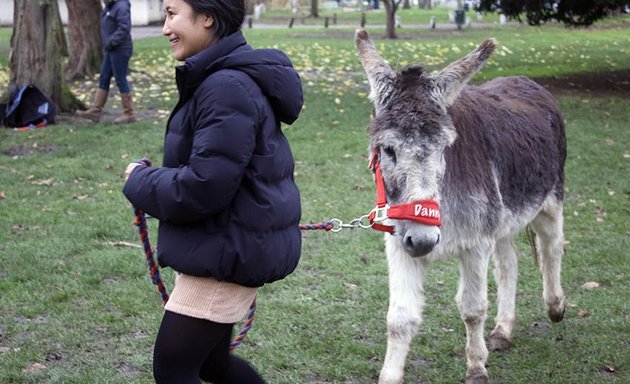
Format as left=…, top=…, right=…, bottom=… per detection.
left=368, top=150, right=442, bottom=234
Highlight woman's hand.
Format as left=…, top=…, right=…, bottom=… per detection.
left=125, top=162, right=142, bottom=181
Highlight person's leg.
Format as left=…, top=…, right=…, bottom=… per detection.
left=98, top=52, right=114, bottom=92
left=109, top=50, right=136, bottom=123
left=76, top=54, right=111, bottom=121
left=199, top=331, right=266, bottom=384
left=109, top=51, right=131, bottom=93
left=153, top=311, right=232, bottom=384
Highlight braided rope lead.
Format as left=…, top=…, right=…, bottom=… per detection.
left=133, top=207, right=257, bottom=350
left=133, top=208, right=170, bottom=304
left=131, top=159, right=332, bottom=350
left=298, top=221, right=334, bottom=231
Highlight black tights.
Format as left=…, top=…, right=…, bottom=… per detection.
left=153, top=310, right=266, bottom=384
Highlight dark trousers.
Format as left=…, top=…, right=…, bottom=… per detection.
left=153, top=310, right=266, bottom=384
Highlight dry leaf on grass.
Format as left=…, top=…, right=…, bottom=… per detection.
left=577, top=309, right=590, bottom=318
left=603, top=362, right=616, bottom=373
left=581, top=281, right=600, bottom=289
left=22, top=362, right=46, bottom=374
left=31, top=178, right=54, bottom=186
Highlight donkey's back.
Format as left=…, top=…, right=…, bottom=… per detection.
left=442, top=76, right=566, bottom=241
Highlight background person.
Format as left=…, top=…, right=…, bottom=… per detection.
left=77, top=0, right=136, bottom=124
left=122, top=0, right=303, bottom=382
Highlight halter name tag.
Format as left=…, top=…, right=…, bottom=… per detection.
left=415, top=204, right=440, bottom=219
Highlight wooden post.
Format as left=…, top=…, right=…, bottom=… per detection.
left=289, top=17, right=295, bottom=28
left=360, top=12, right=366, bottom=27
left=324, top=17, right=329, bottom=28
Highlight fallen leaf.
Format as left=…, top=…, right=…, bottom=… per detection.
left=31, top=178, right=54, bottom=186
left=576, top=309, right=589, bottom=318
left=581, top=281, right=600, bottom=289
left=22, top=362, right=46, bottom=374
left=344, top=282, right=358, bottom=290
left=0, top=191, right=5, bottom=199
left=604, top=362, right=616, bottom=373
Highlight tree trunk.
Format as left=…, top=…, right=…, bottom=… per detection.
left=402, top=0, right=410, bottom=10
left=383, top=0, right=398, bottom=39
left=245, top=0, right=256, bottom=15
left=65, top=0, right=102, bottom=81
left=418, top=0, right=431, bottom=9
left=10, top=0, right=81, bottom=113
left=311, top=0, right=319, bottom=18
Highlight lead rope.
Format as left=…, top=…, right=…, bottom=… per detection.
left=133, top=207, right=255, bottom=350
left=131, top=160, right=371, bottom=350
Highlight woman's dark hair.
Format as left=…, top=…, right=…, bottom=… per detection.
left=184, top=0, right=245, bottom=38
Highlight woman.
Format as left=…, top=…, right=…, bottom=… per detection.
left=77, top=0, right=136, bottom=124
left=122, top=0, right=303, bottom=382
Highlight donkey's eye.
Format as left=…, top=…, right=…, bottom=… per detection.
left=382, top=146, right=397, bottom=163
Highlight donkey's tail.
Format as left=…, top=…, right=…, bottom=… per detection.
left=526, top=225, right=539, bottom=268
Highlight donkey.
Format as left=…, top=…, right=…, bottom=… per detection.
left=355, top=29, right=567, bottom=384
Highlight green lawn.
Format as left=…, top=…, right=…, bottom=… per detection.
left=0, top=22, right=629, bottom=384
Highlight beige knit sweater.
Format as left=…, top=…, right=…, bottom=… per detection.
left=164, top=273, right=257, bottom=324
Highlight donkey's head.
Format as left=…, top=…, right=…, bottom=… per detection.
left=355, top=29, right=496, bottom=257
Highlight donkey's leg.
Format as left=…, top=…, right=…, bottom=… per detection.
left=456, top=244, right=492, bottom=384
left=379, top=235, right=427, bottom=384
left=530, top=198, right=566, bottom=322
left=489, top=237, right=518, bottom=351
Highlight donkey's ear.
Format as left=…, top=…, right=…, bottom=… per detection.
left=355, top=28, right=396, bottom=111
left=431, top=38, right=497, bottom=107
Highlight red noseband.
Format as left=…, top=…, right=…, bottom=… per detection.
left=368, top=150, right=442, bottom=234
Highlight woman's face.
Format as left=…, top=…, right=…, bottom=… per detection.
left=162, top=0, right=216, bottom=61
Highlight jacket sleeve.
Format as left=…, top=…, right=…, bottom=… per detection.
left=123, top=73, right=259, bottom=223
left=106, top=4, right=131, bottom=50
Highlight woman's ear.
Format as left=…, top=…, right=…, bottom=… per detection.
left=203, top=14, right=214, bottom=28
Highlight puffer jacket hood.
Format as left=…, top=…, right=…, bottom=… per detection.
left=179, top=31, right=302, bottom=125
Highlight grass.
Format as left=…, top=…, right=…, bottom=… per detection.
left=1, top=22, right=629, bottom=384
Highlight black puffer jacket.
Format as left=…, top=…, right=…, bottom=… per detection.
left=123, top=31, right=303, bottom=287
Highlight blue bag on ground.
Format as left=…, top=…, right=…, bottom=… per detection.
left=2, top=84, right=56, bottom=129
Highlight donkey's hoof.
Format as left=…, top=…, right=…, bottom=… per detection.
left=547, top=302, right=565, bottom=323
left=465, top=367, right=488, bottom=384
left=489, top=332, right=512, bottom=351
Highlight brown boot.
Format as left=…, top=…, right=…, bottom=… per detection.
left=113, top=93, right=137, bottom=124
left=76, top=88, right=108, bottom=122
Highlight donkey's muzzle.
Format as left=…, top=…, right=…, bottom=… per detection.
left=402, top=226, right=440, bottom=257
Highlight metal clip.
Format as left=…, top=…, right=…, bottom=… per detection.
left=329, top=215, right=374, bottom=232
left=370, top=205, right=389, bottom=223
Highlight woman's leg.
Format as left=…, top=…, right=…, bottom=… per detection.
left=153, top=311, right=265, bottom=384
left=153, top=311, right=230, bottom=384
left=108, top=51, right=131, bottom=93
left=199, top=331, right=266, bottom=384
left=98, top=52, right=113, bottom=91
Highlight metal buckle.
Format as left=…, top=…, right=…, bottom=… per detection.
left=370, top=205, right=389, bottom=223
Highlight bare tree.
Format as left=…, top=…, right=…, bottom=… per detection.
left=10, top=0, right=81, bottom=112
left=245, top=0, right=256, bottom=15
left=311, top=0, right=319, bottom=18
left=383, top=0, right=403, bottom=38
left=65, top=0, right=102, bottom=80
left=418, top=0, right=432, bottom=9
